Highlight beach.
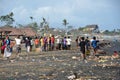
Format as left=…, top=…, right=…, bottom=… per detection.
left=0, top=40, right=120, bottom=80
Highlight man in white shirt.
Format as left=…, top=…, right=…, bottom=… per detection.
left=15, top=36, right=22, bottom=56
left=66, top=36, right=72, bottom=50
left=56, top=37, right=61, bottom=50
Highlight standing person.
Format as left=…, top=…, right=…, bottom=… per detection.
left=4, top=36, right=12, bottom=60
left=79, top=37, right=86, bottom=60
left=15, top=36, right=22, bottom=56
left=91, top=36, right=99, bottom=55
left=63, top=37, right=67, bottom=50
left=1, top=38, right=6, bottom=56
left=34, top=37, right=39, bottom=52
left=85, top=37, right=90, bottom=51
left=75, top=36, right=79, bottom=48
left=61, top=38, right=64, bottom=50
left=40, top=36, right=44, bottom=51
left=0, top=39, right=2, bottom=53
left=48, top=37, right=51, bottom=51
left=30, top=38, right=34, bottom=51
left=43, top=36, right=47, bottom=51
left=85, top=37, right=90, bottom=55
left=66, top=36, right=72, bottom=50
left=4, top=46, right=12, bottom=60
left=5, top=36, right=11, bottom=52
left=25, top=37, right=31, bottom=53
left=51, top=35, right=55, bottom=51
left=56, top=36, right=61, bottom=50
left=34, top=37, right=39, bottom=48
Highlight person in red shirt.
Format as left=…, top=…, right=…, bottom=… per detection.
left=34, top=37, right=39, bottom=48
left=51, top=35, right=55, bottom=50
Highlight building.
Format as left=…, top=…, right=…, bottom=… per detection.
left=0, top=26, right=38, bottom=39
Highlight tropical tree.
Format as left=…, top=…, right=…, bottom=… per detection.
left=78, top=27, right=84, bottom=31
left=30, top=16, right=33, bottom=21
left=0, top=12, right=15, bottom=26
left=103, top=30, right=110, bottom=34
left=63, top=19, right=69, bottom=35
left=63, top=19, right=69, bottom=28
left=16, top=23, right=24, bottom=28
left=29, top=16, right=34, bottom=27
left=32, top=22, right=38, bottom=31
left=40, top=17, right=46, bottom=28
left=40, top=17, right=49, bottom=35
left=28, top=16, right=38, bottom=31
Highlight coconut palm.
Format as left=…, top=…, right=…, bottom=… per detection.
left=29, top=16, right=38, bottom=31
left=39, top=17, right=49, bottom=35
left=63, top=19, right=69, bottom=35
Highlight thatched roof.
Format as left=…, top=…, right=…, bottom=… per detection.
left=0, top=26, right=38, bottom=37
left=0, top=27, right=12, bottom=33
left=20, top=27, right=38, bottom=37
left=9, top=28, right=23, bottom=36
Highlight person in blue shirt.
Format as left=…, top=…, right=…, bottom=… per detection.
left=91, top=36, right=99, bottom=55
left=5, top=36, right=11, bottom=52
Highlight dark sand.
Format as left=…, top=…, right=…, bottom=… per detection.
left=0, top=41, right=120, bottom=80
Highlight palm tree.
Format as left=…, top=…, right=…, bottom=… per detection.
left=39, top=17, right=50, bottom=36
left=9, top=12, right=14, bottom=16
left=29, top=16, right=34, bottom=28
left=63, top=19, right=69, bottom=35
left=30, top=16, right=33, bottom=23
left=29, top=16, right=38, bottom=31
left=42, top=17, right=46, bottom=23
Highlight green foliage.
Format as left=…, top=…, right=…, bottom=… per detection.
left=30, top=16, right=33, bottom=20
left=103, top=29, right=120, bottom=35
left=42, top=17, right=46, bottom=23
left=39, top=17, right=49, bottom=33
left=67, top=25, right=73, bottom=32
left=0, top=12, right=15, bottom=26
left=27, top=22, right=38, bottom=31
left=78, top=27, right=84, bottom=31
left=63, top=19, right=69, bottom=27
left=62, top=19, right=69, bottom=35
left=16, top=24, right=24, bottom=28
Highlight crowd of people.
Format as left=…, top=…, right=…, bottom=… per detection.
left=0, top=35, right=72, bottom=59
left=0, top=35, right=100, bottom=62
left=32, top=35, right=72, bottom=52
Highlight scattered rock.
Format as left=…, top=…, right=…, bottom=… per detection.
left=67, top=74, right=76, bottom=80
left=72, top=56, right=77, bottom=60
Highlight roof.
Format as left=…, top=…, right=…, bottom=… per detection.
left=9, top=28, right=23, bottom=36
left=20, top=27, right=38, bottom=37
left=0, top=26, right=38, bottom=36
left=0, top=27, right=12, bottom=33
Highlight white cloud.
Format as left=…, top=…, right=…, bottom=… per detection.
left=11, top=6, right=31, bottom=25
left=0, top=0, right=119, bottom=30
left=34, top=6, right=52, bottom=17
left=12, top=6, right=28, bottom=16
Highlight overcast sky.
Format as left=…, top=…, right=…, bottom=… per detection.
left=0, top=0, right=120, bottom=30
